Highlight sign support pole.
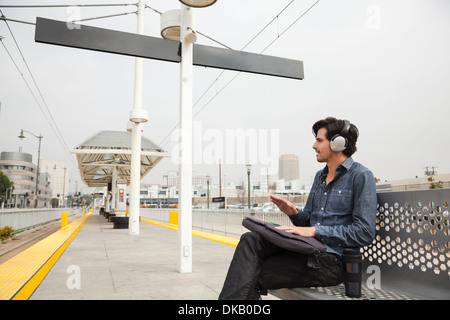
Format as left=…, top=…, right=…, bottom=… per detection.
left=178, top=4, right=194, bottom=273
left=129, top=0, right=145, bottom=235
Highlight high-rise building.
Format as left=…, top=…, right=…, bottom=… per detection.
left=40, top=158, right=69, bottom=200
left=279, top=154, right=299, bottom=181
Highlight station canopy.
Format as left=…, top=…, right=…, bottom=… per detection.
left=71, top=131, right=170, bottom=187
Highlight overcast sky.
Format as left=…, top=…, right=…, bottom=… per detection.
left=1, top=0, right=449, bottom=193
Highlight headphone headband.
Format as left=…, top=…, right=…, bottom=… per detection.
left=340, top=119, right=351, bottom=137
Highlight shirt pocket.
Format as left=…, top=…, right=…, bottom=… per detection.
left=327, top=188, right=353, bottom=214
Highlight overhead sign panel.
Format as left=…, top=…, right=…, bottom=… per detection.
left=35, top=17, right=304, bottom=80
left=35, top=17, right=181, bottom=63
left=193, top=44, right=304, bottom=80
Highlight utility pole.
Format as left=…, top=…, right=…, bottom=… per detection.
left=424, top=166, right=437, bottom=176
left=219, top=159, right=222, bottom=197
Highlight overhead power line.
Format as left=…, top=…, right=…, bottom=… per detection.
left=0, top=5, right=139, bottom=169
left=0, top=38, right=76, bottom=166
left=0, top=16, right=35, bottom=25
left=0, top=10, right=78, bottom=167
left=1, top=1, right=322, bottom=158
left=0, top=11, right=137, bottom=26
left=158, top=0, right=321, bottom=148
left=0, top=4, right=136, bottom=9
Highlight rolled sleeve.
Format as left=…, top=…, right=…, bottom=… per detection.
left=289, top=209, right=310, bottom=227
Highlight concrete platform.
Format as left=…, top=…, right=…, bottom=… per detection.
left=28, top=212, right=279, bottom=300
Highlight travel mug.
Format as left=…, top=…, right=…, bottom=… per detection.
left=342, top=248, right=362, bottom=298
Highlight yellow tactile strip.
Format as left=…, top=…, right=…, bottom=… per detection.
left=0, top=213, right=91, bottom=300
left=141, top=218, right=239, bottom=247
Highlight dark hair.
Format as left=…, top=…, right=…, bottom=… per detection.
left=312, top=117, right=359, bottom=157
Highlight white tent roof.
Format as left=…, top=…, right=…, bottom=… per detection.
left=71, top=131, right=170, bottom=187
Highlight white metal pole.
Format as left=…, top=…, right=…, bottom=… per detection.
left=178, top=4, right=194, bottom=273
left=111, top=166, right=117, bottom=211
left=62, top=167, right=66, bottom=207
left=129, top=0, right=145, bottom=235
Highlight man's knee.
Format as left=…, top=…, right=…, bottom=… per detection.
left=239, top=232, right=263, bottom=247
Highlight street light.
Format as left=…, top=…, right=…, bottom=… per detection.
left=18, top=129, right=43, bottom=208
left=246, top=164, right=251, bottom=209
left=160, top=9, right=180, bottom=41
left=206, top=175, right=210, bottom=209
left=128, top=0, right=147, bottom=236
left=160, top=9, right=197, bottom=44
left=179, top=0, right=217, bottom=8
left=53, top=164, right=67, bottom=207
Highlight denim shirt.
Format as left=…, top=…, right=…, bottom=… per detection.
left=290, top=157, right=377, bottom=256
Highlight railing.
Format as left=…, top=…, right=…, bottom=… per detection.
left=140, top=208, right=293, bottom=238
left=377, top=181, right=450, bottom=192
left=0, top=208, right=79, bottom=231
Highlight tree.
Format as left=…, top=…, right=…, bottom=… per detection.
left=0, top=171, right=14, bottom=197
left=428, top=176, right=443, bottom=189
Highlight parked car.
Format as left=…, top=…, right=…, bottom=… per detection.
left=226, top=204, right=245, bottom=210
left=254, top=202, right=279, bottom=212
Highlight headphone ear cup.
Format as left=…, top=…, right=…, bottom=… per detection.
left=330, top=135, right=347, bottom=152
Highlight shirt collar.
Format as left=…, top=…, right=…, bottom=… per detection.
left=340, top=157, right=354, bottom=170
left=320, top=157, right=354, bottom=180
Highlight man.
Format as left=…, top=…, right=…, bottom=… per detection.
left=218, top=117, right=377, bottom=300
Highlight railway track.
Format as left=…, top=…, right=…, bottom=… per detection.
left=0, top=214, right=81, bottom=264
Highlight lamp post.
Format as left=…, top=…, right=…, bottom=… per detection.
left=206, top=175, right=210, bottom=209
left=246, top=164, right=251, bottom=209
left=53, top=164, right=67, bottom=207
left=179, top=0, right=217, bottom=7
left=161, top=0, right=217, bottom=273
left=18, top=129, right=43, bottom=208
left=6, top=186, right=13, bottom=209
left=128, top=0, right=148, bottom=236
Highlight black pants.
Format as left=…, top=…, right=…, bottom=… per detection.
left=219, top=232, right=344, bottom=300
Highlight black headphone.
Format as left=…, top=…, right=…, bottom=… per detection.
left=330, top=119, right=350, bottom=152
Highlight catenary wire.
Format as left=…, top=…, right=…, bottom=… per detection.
left=0, top=11, right=78, bottom=168
left=158, top=0, right=320, bottom=148
left=0, top=38, right=76, bottom=167
left=0, top=4, right=136, bottom=9
left=0, top=6, right=139, bottom=169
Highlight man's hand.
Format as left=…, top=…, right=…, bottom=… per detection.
left=270, top=194, right=298, bottom=216
left=275, top=225, right=317, bottom=238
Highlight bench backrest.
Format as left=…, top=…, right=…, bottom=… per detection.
left=361, top=189, right=449, bottom=299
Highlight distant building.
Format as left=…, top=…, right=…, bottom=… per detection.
left=40, top=158, right=69, bottom=205
left=40, top=159, right=69, bottom=198
left=279, top=154, right=299, bottom=181
left=166, top=171, right=209, bottom=187
left=166, top=171, right=178, bottom=187
left=0, top=151, right=52, bottom=208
